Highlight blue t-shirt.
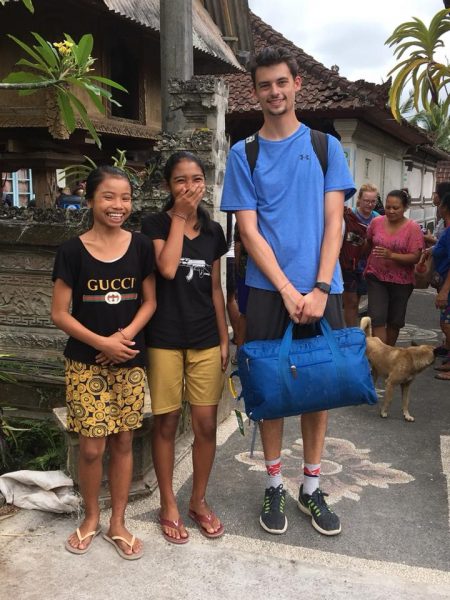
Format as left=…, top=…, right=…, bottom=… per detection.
left=220, top=124, right=356, bottom=293
left=432, top=226, right=450, bottom=279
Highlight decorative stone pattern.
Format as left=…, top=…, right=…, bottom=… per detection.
left=143, top=75, right=229, bottom=229
left=235, top=436, right=414, bottom=506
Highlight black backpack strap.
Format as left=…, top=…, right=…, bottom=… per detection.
left=310, top=129, right=328, bottom=177
left=245, top=133, right=259, bottom=176
left=245, top=129, right=327, bottom=177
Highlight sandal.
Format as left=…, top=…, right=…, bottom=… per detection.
left=435, top=372, right=450, bottom=381
left=434, top=363, right=450, bottom=372
left=103, top=533, right=144, bottom=560
left=159, top=515, right=189, bottom=545
left=64, top=525, right=101, bottom=555
left=188, top=509, right=224, bottom=539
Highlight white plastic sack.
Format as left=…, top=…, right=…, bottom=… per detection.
left=0, top=470, right=80, bottom=513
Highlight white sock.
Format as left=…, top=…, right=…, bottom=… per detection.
left=302, top=462, right=320, bottom=495
left=265, top=457, right=282, bottom=489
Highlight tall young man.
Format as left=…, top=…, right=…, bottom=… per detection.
left=221, top=47, right=355, bottom=536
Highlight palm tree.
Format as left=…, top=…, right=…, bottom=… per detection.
left=410, top=104, right=450, bottom=152
left=386, top=8, right=450, bottom=122
left=400, top=91, right=450, bottom=152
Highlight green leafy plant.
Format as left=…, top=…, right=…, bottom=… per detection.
left=400, top=90, right=450, bottom=152
left=61, top=148, right=156, bottom=196
left=0, top=413, right=66, bottom=474
left=1, top=32, right=127, bottom=147
left=386, top=8, right=450, bottom=122
left=0, top=407, right=30, bottom=471
left=0, top=0, right=34, bottom=11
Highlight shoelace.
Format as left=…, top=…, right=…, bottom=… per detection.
left=308, top=490, right=334, bottom=514
left=264, top=487, right=285, bottom=513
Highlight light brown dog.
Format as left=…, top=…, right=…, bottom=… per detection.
left=360, top=317, right=435, bottom=422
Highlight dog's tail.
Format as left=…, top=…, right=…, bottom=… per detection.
left=360, top=316, right=372, bottom=337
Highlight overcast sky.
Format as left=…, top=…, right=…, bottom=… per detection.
left=248, top=1, right=449, bottom=85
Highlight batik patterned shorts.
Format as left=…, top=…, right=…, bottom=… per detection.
left=64, top=359, right=145, bottom=437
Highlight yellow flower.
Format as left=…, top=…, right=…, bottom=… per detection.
left=53, top=41, right=72, bottom=56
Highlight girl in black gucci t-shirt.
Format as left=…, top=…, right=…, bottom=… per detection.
left=52, top=166, right=155, bottom=560
left=142, top=151, right=228, bottom=543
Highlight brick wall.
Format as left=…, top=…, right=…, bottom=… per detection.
left=437, top=161, right=450, bottom=183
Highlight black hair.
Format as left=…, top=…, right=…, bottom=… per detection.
left=386, top=189, right=410, bottom=208
left=436, top=181, right=450, bottom=201
left=440, top=191, right=450, bottom=213
left=249, top=46, right=299, bottom=87
left=162, top=151, right=212, bottom=233
left=85, top=166, right=131, bottom=201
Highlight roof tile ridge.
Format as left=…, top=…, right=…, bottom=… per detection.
left=249, top=10, right=387, bottom=104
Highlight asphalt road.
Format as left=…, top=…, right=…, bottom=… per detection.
left=1, top=289, right=449, bottom=599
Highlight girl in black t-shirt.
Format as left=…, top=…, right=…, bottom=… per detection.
left=51, top=166, right=156, bottom=560
left=142, top=151, right=228, bottom=543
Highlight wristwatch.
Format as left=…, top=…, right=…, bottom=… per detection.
left=315, top=281, right=331, bottom=294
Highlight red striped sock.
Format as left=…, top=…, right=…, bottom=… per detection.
left=303, top=462, right=320, bottom=495
left=265, top=457, right=282, bottom=489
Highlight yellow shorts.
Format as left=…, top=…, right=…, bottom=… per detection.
left=64, top=359, right=145, bottom=437
left=146, top=346, right=224, bottom=415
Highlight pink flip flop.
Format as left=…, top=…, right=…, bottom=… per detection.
left=188, top=509, right=224, bottom=539
left=159, top=516, right=189, bottom=545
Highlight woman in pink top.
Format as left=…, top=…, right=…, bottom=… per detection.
left=365, top=189, right=424, bottom=345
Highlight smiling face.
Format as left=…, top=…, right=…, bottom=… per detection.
left=167, top=159, right=205, bottom=200
left=252, top=62, right=301, bottom=119
left=385, top=194, right=406, bottom=223
left=358, top=191, right=378, bottom=217
left=88, top=175, right=132, bottom=228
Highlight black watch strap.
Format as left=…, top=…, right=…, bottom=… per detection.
left=315, top=281, right=331, bottom=294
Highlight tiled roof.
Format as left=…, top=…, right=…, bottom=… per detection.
left=2, top=0, right=242, bottom=71
left=226, top=12, right=390, bottom=114
left=104, top=0, right=242, bottom=70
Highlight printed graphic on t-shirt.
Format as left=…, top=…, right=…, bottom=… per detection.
left=82, top=277, right=138, bottom=304
left=179, top=258, right=211, bottom=282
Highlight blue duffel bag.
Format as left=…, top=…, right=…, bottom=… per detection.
left=237, top=318, right=377, bottom=421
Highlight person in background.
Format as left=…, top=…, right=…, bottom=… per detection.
left=365, top=189, right=424, bottom=345
left=340, top=183, right=379, bottom=326
left=374, top=193, right=385, bottom=216
left=55, top=186, right=71, bottom=207
left=225, top=213, right=240, bottom=363
left=234, top=221, right=250, bottom=347
left=422, top=190, right=450, bottom=374
left=431, top=191, right=450, bottom=377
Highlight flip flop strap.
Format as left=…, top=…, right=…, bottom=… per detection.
left=76, top=528, right=97, bottom=542
left=111, top=534, right=135, bottom=549
left=159, top=517, right=184, bottom=528
left=192, top=511, right=215, bottom=524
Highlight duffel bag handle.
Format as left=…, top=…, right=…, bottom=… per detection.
left=279, top=318, right=349, bottom=405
